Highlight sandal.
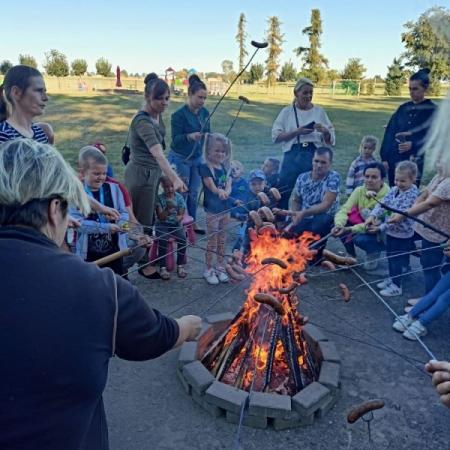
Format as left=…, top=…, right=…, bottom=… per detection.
left=138, top=267, right=161, bottom=279
left=160, top=267, right=171, bottom=280
left=177, top=265, right=187, bottom=278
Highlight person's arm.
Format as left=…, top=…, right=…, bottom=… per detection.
left=293, top=192, right=337, bottom=226
left=89, top=196, right=120, bottom=221
left=379, top=109, right=399, bottom=163
left=114, top=275, right=201, bottom=360
left=70, top=207, right=119, bottom=234
left=425, top=360, right=450, bottom=408
left=224, top=175, right=232, bottom=196
left=291, top=189, right=302, bottom=211
left=332, top=189, right=360, bottom=235
left=315, top=108, right=335, bottom=145
left=389, top=195, right=443, bottom=223
left=345, top=161, right=356, bottom=195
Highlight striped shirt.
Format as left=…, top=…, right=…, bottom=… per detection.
left=0, top=121, right=49, bottom=144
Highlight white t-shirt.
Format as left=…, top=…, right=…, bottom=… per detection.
left=271, top=104, right=335, bottom=152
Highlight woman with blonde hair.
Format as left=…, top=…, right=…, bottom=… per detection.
left=0, top=138, right=201, bottom=449
left=272, top=77, right=335, bottom=209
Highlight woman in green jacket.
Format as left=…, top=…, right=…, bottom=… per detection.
left=332, top=162, right=389, bottom=270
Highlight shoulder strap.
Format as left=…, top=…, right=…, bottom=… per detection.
left=110, top=270, right=119, bottom=357
left=292, top=102, right=301, bottom=147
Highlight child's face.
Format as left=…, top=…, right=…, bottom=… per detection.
left=262, top=159, right=275, bottom=175
left=162, top=181, right=175, bottom=196
left=361, top=143, right=375, bottom=159
left=84, top=161, right=107, bottom=191
left=250, top=178, right=266, bottom=194
left=208, top=142, right=227, bottom=165
left=231, top=164, right=243, bottom=179
left=395, top=171, right=414, bottom=191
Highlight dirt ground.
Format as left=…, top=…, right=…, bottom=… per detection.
left=103, top=231, right=450, bottom=450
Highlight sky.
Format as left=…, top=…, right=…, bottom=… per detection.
left=1, top=0, right=447, bottom=77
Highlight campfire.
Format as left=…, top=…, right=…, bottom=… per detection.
left=201, top=228, right=320, bottom=396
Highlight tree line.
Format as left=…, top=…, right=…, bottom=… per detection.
left=232, top=6, right=449, bottom=95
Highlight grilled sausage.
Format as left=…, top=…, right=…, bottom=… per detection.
left=347, top=400, right=385, bottom=424
left=248, top=227, right=258, bottom=241
left=249, top=210, right=263, bottom=227
left=278, top=283, right=298, bottom=294
left=257, top=192, right=270, bottom=205
left=269, top=187, right=281, bottom=201
left=339, top=283, right=351, bottom=302
left=321, top=260, right=336, bottom=271
left=226, top=264, right=246, bottom=281
left=254, top=293, right=285, bottom=315
left=323, top=249, right=357, bottom=266
left=261, top=257, right=288, bottom=269
left=259, top=206, right=275, bottom=222
left=258, top=223, right=277, bottom=234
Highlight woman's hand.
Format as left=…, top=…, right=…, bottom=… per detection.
left=172, top=176, right=188, bottom=193
left=217, top=189, right=229, bottom=200
left=388, top=213, right=404, bottom=224
left=314, top=123, right=328, bottom=134
left=188, top=132, right=203, bottom=142
left=425, top=360, right=450, bottom=408
left=297, top=126, right=314, bottom=136
left=398, top=141, right=413, bottom=153
left=366, top=223, right=380, bottom=234
left=68, top=215, right=81, bottom=228
left=332, top=226, right=348, bottom=237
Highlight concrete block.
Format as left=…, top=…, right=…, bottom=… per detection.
left=318, top=341, right=341, bottom=364
left=315, top=394, right=338, bottom=419
left=226, top=410, right=268, bottom=429
left=318, top=361, right=341, bottom=392
left=191, top=391, right=224, bottom=418
left=292, top=382, right=331, bottom=417
left=177, top=341, right=198, bottom=370
left=176, top=368, right=191, bottom=395
left=303, top=323, right=328, bottom=344
left=182, top=361, right=215, bottom=395
left=205, top=381, right=248, bottom=414
left=205, top=312, right=235, bottom=325
left=248, top=392, right=291, bottom=419
left=273, top=410, right=313, bottom=430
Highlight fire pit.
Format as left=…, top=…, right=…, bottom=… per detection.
left=177, top=229, right=341, bottom=430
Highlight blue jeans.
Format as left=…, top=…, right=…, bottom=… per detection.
left=410, top=271, right=450, bottom=327
left=343, top=232, right=385, bottom=257
left=386, top=235, right=412, bottom=287
left=420, top=238, right=445, bottom=294
left=168, top=151, right=202, bottom=220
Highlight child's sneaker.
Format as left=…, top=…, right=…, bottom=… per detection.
left=403, top=320, right=427, bottom=340
left=392, top=314, right=413, bottom=332
left=376, top=278, right=392, bottom=289
left=216, top=267, right=229, bottom=283
left=380, top=281, right=402, bottom=297
left=204, top=268, right=219, bottom=285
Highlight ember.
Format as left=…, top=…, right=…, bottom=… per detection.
left=201, top=227, right=320, bottom=396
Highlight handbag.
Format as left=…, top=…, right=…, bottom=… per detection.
left=121, top=111, right=166, bottom=165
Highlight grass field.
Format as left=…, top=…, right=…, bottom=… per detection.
left=44, top=91, right=438, bottom=186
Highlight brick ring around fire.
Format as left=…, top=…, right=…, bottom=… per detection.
left=176, top=312, right=341, bottom=430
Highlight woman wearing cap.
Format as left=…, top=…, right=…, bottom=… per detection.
left=380, top=68, right=437, bottom=186
left=272, top=78, right=335, bottom=210
left=169, top=74, right=210, bottom=234
left=0, top=138, right=201, bottom=449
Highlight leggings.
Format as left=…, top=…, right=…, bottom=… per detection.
left=206, top=212, right=229, bottom=268
left=410, top=271, right=450, bottom=327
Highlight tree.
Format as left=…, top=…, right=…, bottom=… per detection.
left=120, top=69, right=129, bottom=77
left=0, top=60, right=13, bottom=75
left=44, top=49, right=69, bottom=77
left=402, top=6, right=450, bottom=95
left=248, top=63, right=264, bottom=83
left=341, top=58, right=366, bottom=80
left=221, top=60, right=235, bottom=82
left=71, top=59, right=88, bottom=76
left=385, top=57, right=405, bottom=96
left=265, top=16, right=284, bottom=87
left=325, top=69, right=340, bottom=82
left=19, top=54, right=38, bottom=69
left=235, top=13, right=248, bottom=75
left=96, top=57, right=112, bottom=77
left=279, top=61, right=297, bottom=82
left=294, top=9, right=328, bottom=83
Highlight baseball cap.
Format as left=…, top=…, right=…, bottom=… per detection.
left=248, top=169, right=266, bottom=181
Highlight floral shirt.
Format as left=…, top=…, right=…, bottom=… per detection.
left=371, top=185, right=419, bottom=238
left=294, top=170, right=341, bottom=217
left=414, top=175, right=450, bottom=243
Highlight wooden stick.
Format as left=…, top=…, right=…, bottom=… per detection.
left=94, top=249, right=132, bottom=266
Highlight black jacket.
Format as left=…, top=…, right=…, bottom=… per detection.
left=0, top=227, right=179, bottom=450
left=380, top=99, right=437, bottom=164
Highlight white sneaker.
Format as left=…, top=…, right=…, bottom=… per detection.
left=380, top=282, right=402, bottom=297
left=363, top=252, right=380, bottom=271
left=376, top=278, right=392, bottom=289
left=216, top=267, right=229, bottom=283
left=204, top=268, right=219, bottom=285
left=403, top=320, right=427, bottom=340
left=392, top=314, right=414, bottom=332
